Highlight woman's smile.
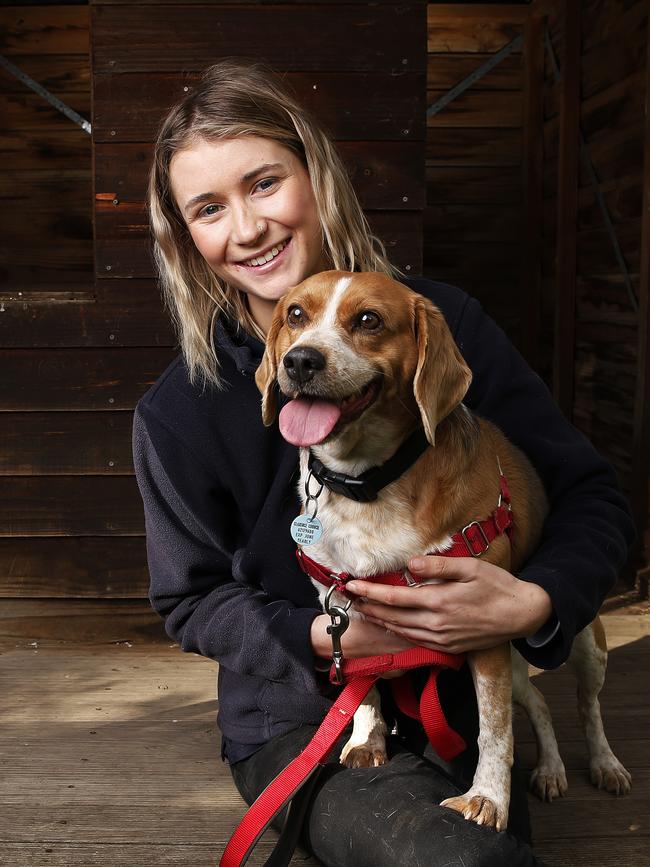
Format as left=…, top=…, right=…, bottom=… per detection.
left=235, top=236, right=292, bottom=270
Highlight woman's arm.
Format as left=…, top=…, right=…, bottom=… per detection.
left=133, top=403, right=324, bottom=688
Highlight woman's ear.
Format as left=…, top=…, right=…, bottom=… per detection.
left=255, top=314, right=284, bottom=426
left=412, top=295, right=472, bottom=444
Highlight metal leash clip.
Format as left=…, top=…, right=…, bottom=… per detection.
left=324, top=584, right=351, bottom=685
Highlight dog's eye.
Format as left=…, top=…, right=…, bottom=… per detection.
left=287, top=306, right=305, bottom=327
left=357, top=310, right=383, bottom=331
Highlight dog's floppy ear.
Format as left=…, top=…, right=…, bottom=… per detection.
left=412, top=295, right=472, bottom=445
left=255, top=313, right=284, bottom=426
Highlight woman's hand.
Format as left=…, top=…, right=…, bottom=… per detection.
left=310, top=611, right=414, bottom=662
left=344, top=556, right=554, bottom=655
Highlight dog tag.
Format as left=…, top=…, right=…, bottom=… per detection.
left=290, top=514, right=323, bottom=546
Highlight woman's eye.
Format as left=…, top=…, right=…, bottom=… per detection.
left=255, top=178, right=276, bottom=193
left=287, top=305, right=305, bottom=327
left=199, top=203, right=222, bottom=218
left=357, top=310, right=383, bottom=331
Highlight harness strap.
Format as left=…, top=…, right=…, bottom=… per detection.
left=296, top=473, right=513, bottom=593
left=219, top=647, right=465, bottom=867
left=337, top=648, right=467, bottom=763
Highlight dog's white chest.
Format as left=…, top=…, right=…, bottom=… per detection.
left=298, top=483, right=426, bottom=576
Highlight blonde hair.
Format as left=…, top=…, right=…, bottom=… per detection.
left=149, top=58, right=400, bottom=389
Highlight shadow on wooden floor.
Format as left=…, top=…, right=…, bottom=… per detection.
left=1, top=603, right=648, bottom=866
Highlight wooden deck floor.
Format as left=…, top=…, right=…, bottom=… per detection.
left=1, top=600, right=649, bottom=866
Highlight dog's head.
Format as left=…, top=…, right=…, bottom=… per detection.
left=255, top=270, right=472, bottom=448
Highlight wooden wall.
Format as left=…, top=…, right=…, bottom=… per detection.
left=0, top=1, right=427, bottom=605
left=539, top=0, right=647, bottom=489
left=425, top=4, right=527, bottom=347
left=91, top=1, right=426, bottom=283
left=533, top=0, right=649, bottom=585
left=426, top=1, right=650, bottom=585
left=1, top=1, right=649, bottom=601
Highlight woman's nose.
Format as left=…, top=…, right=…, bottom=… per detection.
left=231, top=204, right=265, bottom=246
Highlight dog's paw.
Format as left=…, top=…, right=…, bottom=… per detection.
left=529, top=763, right=568, bottom=802
left=340, top=743, right=387, bottom=769
left=590, top=756, right=632, bottom=795
left=440, top=792, right=508, bottom=832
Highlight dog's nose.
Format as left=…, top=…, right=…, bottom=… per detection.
left=283, top=347, right=326, bottom=385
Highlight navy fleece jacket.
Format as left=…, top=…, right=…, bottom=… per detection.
left=132, top=277, right=635, bottom=763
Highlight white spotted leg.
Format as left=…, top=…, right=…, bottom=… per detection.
left=567, top=618, right=632, bottom=795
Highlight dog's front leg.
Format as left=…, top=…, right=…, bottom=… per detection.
left=441, top=643, right=513, bottom=831
left=340, top=685, right=388, bottom=768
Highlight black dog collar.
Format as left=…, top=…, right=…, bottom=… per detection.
left=308, top=427, right=430, bottom=503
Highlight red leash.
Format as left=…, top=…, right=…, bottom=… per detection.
left=221, top=474, right=512, bottom=865
left=219, top=647, right=465, bottom=867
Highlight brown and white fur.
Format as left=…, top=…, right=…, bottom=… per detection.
left=256, top=270, right=631, bottom=831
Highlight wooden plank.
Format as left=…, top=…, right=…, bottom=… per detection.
left=93, top=72, right=426, bottom=143
left=428, top=9, right=525, bottom=55
left=521, top=10, right=545, bottom=372
left=1, top=411, right=135, bottom=475
left=631, top=8, right=650, bottom=588
left=426, top=165, right=521, bottom=203
left=426, top=128, right=522, bottom=166
left=0, top=144, right=91, bottom=286
left=0, top=131, right=91, bottom=171
left=95, top=212, right=424, bottom=279
left=0, top=844, right=318, bottom=867
left=426, top=88, right=522, bottom=128
left=424, top=204, right=520, bottom=242
left=0, top=348, right=176, bottom=410
left=0, top=537, right=148, bottom=598
left=576, top=220, right=642, bottom=277
left=0, top=7, right=89, bottom=55
left=0, top=476, right=145, bottom=536
left=428, top=5, right=529, bottom=23
left=0, top=600, right=166, bottom=644
left=427, top=52, right=522, bottom=91
left=422, top=241, right=521, bottom=282
left=0, top=282, right=175, bottom=348
left=0, top=54, right=89, bottom=94
left=91, top=5, right=425, bottom=74
left=94, top=0, right=420, bottom=4
left=581, top=16, right=647, bottom=102
left=1, top=264, right=94, bottom=292
left=3, top=90, right=91, bottom=130
left=0, top=170, right=90, bottom=202
left=577, top=275, right=642, bottom=318
left=543, top=172, right=644, bottom=232
left=553, top=0, right=581, bottom=417
left=93, top=141, right=426, bottom=211
left=581, top=0, right=648, bottom=54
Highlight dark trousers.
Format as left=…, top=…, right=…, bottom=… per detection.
left=230, top=722, right=550, bottom=867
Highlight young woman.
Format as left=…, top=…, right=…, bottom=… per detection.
left=134, top=59, right=634, bottom=866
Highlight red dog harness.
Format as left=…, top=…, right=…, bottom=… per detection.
left=219, top=475, right=513, bottom=867
left=296, top=470, right=513, bottom=596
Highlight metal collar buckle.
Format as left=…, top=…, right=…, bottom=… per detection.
left=460, top=521, right=490, bottom=557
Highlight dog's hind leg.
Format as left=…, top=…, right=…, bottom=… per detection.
left=511, top=646, right=568, bottom=801
left=339, top=685, right=388, bottom=768
left=567, top=618, right=631, bottom=795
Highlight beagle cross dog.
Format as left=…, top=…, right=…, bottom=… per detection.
left=255, top=270, right=631, bottom=831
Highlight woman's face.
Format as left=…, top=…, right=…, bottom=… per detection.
left=170, top=136, right=328, bottom=333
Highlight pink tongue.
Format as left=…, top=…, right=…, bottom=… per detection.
left=279, top=398, right=341, bottom=447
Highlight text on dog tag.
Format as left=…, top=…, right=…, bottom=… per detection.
left=290, top=514, right=323, bottom=545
